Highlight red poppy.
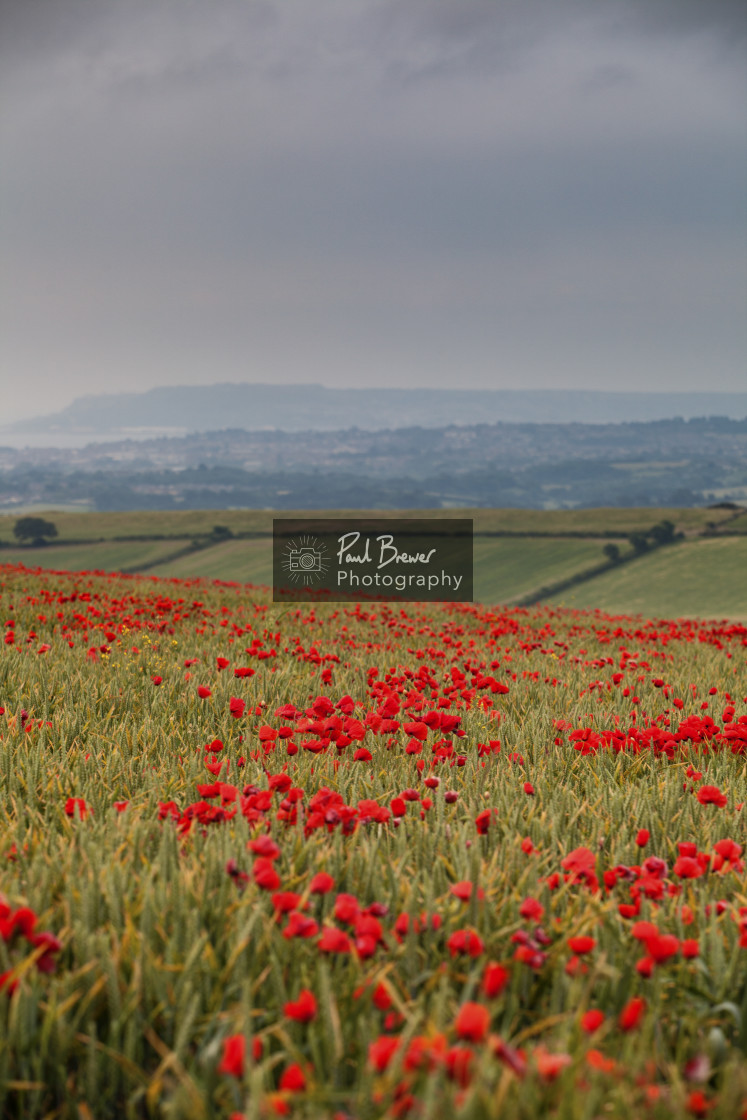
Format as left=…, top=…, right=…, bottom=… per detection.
left=451, top=881, right=484, bottom=902
left=455, top=1001, right=490, bottom=1042
left=283, top=912, right=319, bottom=939
left=519, top=897, right=544, bottom=921
left=580, top=1009, right=605, bottom=1033
left=482, top=963, right=510, bottom=998
left=318, top=928, right=352, bottom=954
left=252, top=858, right=281, bottom=891
left=284, top=989, right=317, bottom=1023
left=369, top=1035, right=400, bottom=1072
left=534, top=1047, right=572, bottom=1081
left=218, top=1034, right=245, bottom=1078
left=447, top=929, right=485, bottom=958
left=309, top=871, right=335, bottom=894
left=618, top=996, right=646, bottom=1031
left=696, top=785, right=727, bottom=808
left=279, top=1063, right=306, bottom=1092
left=229, top=698, right=246, bottom=719
left=64, top=797, right=90, bottom=820
left=567, top=936, right=596, bottom=955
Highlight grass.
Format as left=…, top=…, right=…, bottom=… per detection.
left=0, top=539, right=189, bottom=574
left=150, top=538, right=275, bottom=585
left=472, top=538, right=615, bottom=604
left=2, top=536, right=620, bottom=608
left=548, top=537, right=747, bottom=618
left=0, top=506, right=740, bottom=545
left=1, top=507, right=745, bottom=619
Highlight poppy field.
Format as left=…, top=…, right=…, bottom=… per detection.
left=0, top=560, right=745, bottom=1119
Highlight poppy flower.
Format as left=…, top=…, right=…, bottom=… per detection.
left=647, top=933, right=679, bottom=964
left=451, top=881, right=484, bottom=902
left=309, top=871, right=335, bottom=894
left=567, top=936, right=596, bottom=955
left=279, top=1063, right=306, bottom=1092
left=455, top=1001, right=490, bottom=1042
left=686, top=1090, right=714, bottom=1117
left=586, top=1049, right=616, bottom=1073
left=229, top=698, right=246, bottom=719
left=444, top=1045, right=474, bottom=1087
left=248, top=835, right=281, bottom=860
left=283, top=989, right=317, bottom=1023
left=447, top=929, right=485, bottom=958
left=580, top=1009, right=605, bottom=1033
left=318, top=928, right=352, bottom=954
left=333, top=894, right=359, bottom=924
left=197, top=686, right=212, bottom=699
left=65, top=798, right=90, bottom=820
left=696, top=786, right=727, bottom=808
left=482, top=963, right=510, bottom=998
left=369, top=1035, right=400, bottom=1072
left=252, top=858, right=281, bottom=891
left=673, top=857, right=704, bottom=880
left=218, top=1034, right=245, bottom=1078
left=475, top=809, right=493, bottom=834
left=519, top=897, right=544, bottom=921
left=371, top=982, right=392, bottom=1010
left=283, top=912, right=318, bottom=939
left=272, top=891, right=302, bottom=914
left=534, top=1047, right=572, bottom=1081
left=618, top=996, right=646, bottom=1031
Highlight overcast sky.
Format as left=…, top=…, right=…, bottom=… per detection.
left=1, top=0, right=745, bottom=424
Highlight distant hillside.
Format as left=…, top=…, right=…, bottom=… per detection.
left=8, top=383, right=747, bottom=436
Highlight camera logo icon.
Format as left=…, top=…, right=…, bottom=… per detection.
left=281, top=535, right=329, bottom=586
left=288, top=545, right=323, bottom=572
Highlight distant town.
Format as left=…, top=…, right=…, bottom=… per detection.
left=2, top=415, right=745, bottom=512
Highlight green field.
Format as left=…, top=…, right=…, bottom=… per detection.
left=1, top=563, right=745, bottom=1119
left=0, top=536, right=619, bottom=606
left=0, top=505, right=742, bottom=544
left=472, top=537, right=612, bottom=604
left=0, top=539, right=189, bottom=574
left=548, top=536, right=747, bottom=619
left=149, top=537, right=276, bottom=585
left=149, top=536, right=618, bottom=604
left=2, top=508, right=746, bottom=618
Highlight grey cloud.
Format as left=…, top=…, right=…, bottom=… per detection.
left=0, top=0, right=745, bottom=425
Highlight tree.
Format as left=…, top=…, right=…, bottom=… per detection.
left=603, top=543, right=621, bottom=564
left=13, top=517, right=58, bottom=546
left=649, top=519, right=676, bottom=545
left=628, top=533, right=649, bottom=554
